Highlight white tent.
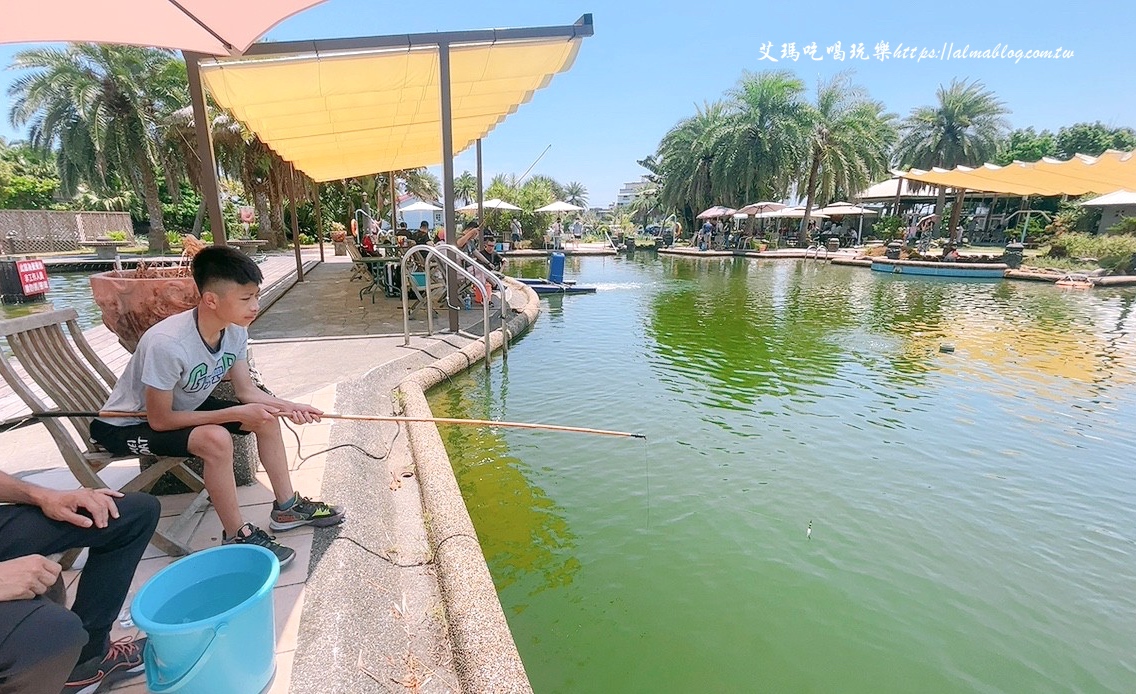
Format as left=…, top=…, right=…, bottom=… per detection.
left=399, top=200, right=442, bottom=213
left=535, top=200, right=583, bottom=213
left=1080, top=190, right=1136, bottom=206
left=817, top=202, right=879, bottom=216
left=456, top=198, right=522, bottom=213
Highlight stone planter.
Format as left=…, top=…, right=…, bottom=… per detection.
left=90, top=269, right=199, bottom=352
left=333, top=241, right=346, bottom=256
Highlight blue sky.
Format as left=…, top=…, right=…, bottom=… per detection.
left=2, top=0, right=1134, bottom=206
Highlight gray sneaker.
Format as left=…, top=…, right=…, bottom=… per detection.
left=223, top=523, right=295, bottom=567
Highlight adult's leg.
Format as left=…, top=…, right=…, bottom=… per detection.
left=0, top=494, right=157, bottom=667
left=0, top=600, right=87, bottom=694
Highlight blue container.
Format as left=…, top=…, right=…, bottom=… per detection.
left=132, top=545, right=280, bottom=694
left=549, top=252, right=566, bottom=285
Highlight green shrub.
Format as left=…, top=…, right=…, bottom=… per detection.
left=105, top=230, right=127, bottom=242
left=201, top=231, right=213, bottom=244
left=1046, top=232, right=1136, bottom=273
left=1106, top=216, right=1136, bottom=235
left=165, top=230, right=182, bottom=248
left=872, top=215, right=903, bottom=241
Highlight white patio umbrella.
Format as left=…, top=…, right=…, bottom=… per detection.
left=456, top=198, right=522, bottom=213
left=737, top=201, right=786, bottom=216
left=399, top=200, right=443, bottom=213
left=817, top=202, right=879, bottom=216
left=759, top=207, right=828, bottom=219
left=0, top=0, right=328, bottom=55
left=535, top=200, right=584, bottom=213
left=696, top=205, right=737, bottom=219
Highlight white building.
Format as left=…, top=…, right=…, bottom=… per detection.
left=615, top=177, right=650, bottom=208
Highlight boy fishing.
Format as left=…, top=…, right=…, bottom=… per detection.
left=90, top=246, right=344, bottom=567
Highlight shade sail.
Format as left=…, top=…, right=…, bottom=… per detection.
left=895, top=150, right=1136, bottom=197
left=200, top=35, right=583, bottom=181
left=0, top=0, right=327, bottom=55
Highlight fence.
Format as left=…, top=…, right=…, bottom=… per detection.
left=0, top=211, right=136, bottom=254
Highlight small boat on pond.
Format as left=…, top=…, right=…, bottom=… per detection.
left=870, top=257, right=1007, bottom=279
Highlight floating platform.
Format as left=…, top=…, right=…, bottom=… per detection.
left=513, top=277, right=597, bottom=295
left=870, top=258, right=1007, bottom=279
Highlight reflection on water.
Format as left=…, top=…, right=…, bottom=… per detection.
left=0, top=271, right=101, bottom=329
left=432, top=256, right=1136, bottom=693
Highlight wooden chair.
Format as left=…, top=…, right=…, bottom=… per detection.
left=0, top=309, right=209, bottom=561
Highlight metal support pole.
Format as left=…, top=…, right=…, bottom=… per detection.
left=315, top=183, right=325, bottom=262
left=439, top=41, right=459, bottom=333
left=183, top=51, right=227, bottom=246
left=891, top=177, right=904, bottom=218
left=289, top=164, right=304, bottom=282
left=389, top=172, right=398, bottom=233
left=476, top=138, right=484, bottom=236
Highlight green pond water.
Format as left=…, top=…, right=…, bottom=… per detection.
left=429, top=254, right=1136, bottom=693
left=0, top=271, right=102, bottom=329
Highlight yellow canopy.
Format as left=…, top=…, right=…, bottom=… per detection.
left=895, top=150, right=1136, bottom=197
left=200, top=36, right=581, bottom=181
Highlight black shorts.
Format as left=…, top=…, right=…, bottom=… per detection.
left=89, top=397, right=249, bottom=458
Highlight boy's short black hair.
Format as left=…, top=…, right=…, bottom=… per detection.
left=192, top=245, right=263, bottom=293
left=463, top=219, right=479, bottom=231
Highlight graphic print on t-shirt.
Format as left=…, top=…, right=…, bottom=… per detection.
left=185, top=353, right=237, bottom=393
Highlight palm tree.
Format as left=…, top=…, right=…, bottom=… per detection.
left=8, top=44, right=187, bottom=251
left=895, top=79, right=1010, bottom=237
left=454, top=171, right=477, bottom=205
left=718, top=70, right=810, bottom=204
left=798, top=73, right=897, bottom=236
left=655, top=100, right=731, bottom=230
left=564, top=181, right=588, bottom=208
left=629, top=184, right=660, bottom=231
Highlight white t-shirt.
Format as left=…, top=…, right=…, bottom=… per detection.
left=100, top=309, right=248, bottom=426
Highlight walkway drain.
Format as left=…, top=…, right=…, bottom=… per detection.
left=401, top=470, right=415, bottom=479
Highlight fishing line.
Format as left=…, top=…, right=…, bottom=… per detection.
left=280, top=416, right=398, bottom=469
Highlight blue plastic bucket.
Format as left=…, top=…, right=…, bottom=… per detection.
left=131, top=545, right=280, bottom=694
left=549, top=252, right=566, bottom=284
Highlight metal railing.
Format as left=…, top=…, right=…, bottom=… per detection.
left=400, top=243, right=512, bottom=369
left=804, top=244, right=829, bottom=261
left=353, top=209, right=381, bottom=242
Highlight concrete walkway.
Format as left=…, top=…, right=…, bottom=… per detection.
left=1, top=254, right=535, bottom=692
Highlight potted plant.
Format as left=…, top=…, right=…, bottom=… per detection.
left=89, top=236, right=206, bottom=352
left=330, top=222, right=348, bottom=255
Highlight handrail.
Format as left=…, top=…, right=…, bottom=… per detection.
left=353, top=209, right=381, bottom=242
left=804, top=244, right=829, bottom=262
left=400, top=244, right=511, bottom=368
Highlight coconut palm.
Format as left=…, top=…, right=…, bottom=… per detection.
left=454, top=171, right=477, bottom=205
left=8, top=44, right=187, bottom=251
left=564, top=181, right=588, bottom=208
left=895, top=79, right=1010, bottom=235
left=629, top=184, right=660, bottom=231
left=797, top=73, right=898, bottom=236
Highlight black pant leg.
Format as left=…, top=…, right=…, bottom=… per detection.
left=0, top=493, right=159, bottom=663
left=0, top=599, right=87, bottom=694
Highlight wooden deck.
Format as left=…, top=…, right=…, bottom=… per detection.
left=0, top=252, right=320, bottom=426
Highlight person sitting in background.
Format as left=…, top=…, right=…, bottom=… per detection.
left=0, top=471, right=160, bottom=694
left=942, top=243, right=961, bottom=261
left=473, top=233, right=505, bottom=272
left=361, top=226, right=380, bottom=256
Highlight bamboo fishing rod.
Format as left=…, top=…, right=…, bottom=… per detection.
left=32, top=410, right=647, bottom=440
